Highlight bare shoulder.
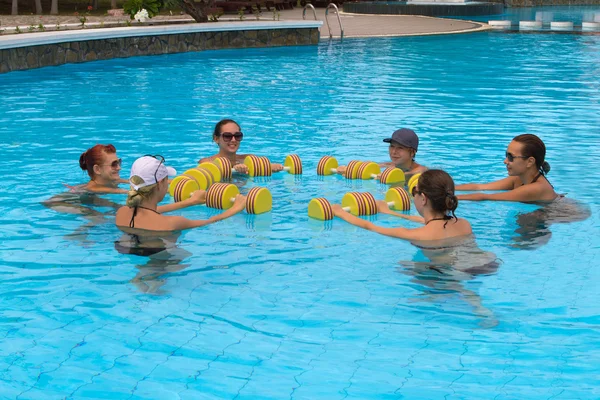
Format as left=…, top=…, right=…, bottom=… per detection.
left=199, top=155, right=217, bottom=164
left=413, top=164, right=428, bottom=174
left=454, top=218, right=473, bottom=235
left=115, top=206, right=132, bottom=226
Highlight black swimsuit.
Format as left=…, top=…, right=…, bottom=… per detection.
left=129, top=206, right=161, bottom=228
left=426, top=216, right=455, bottom=228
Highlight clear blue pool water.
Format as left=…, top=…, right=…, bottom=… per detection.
left=1, top=32, right=600, bottom=399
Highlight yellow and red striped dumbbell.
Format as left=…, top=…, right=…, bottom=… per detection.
left=203, top=157, right=233, bottom=181
left=243, top=154, right=303, bottom=177
left=407, top=173, right=421, bottom=196
left=316, top=156, right=405, bottom=184
left=206, top=183, right=272, bottom=214
left=169, top=165, right=219, bottom=202
left=308, top=188, right=411, bottom=221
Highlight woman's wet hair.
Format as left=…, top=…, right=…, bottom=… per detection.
left=213, top=119, right=240, bottom=139
left=418, top=169, right=458, bottom=222
left=79, top=144, right=117, bottom=178
left=513, top=134, right=551, bottom=174
left=126, top=176, right=160, bottom=208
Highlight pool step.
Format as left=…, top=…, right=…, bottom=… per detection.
left=489, top=18, right=600, bottom=33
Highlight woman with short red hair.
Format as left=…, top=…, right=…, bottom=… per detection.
left=77, top=144, right=128, bottom=194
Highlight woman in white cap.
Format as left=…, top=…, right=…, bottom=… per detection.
left=116, top=155, right=246, bottom=231
left=337, top=128, right=427, bottom=180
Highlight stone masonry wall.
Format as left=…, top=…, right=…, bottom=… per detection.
left=0, top=27, right=319, bottom=73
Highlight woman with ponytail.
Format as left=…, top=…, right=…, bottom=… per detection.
left=456, top=134, right=558, bottom=202
left=332, top=170, right=473, bottom=242
left=116, top=155, right=246, bottom=232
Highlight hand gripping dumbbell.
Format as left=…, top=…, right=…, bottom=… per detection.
left=206, top=183, right=272, bottom=214
left=316, top=156, right=405, bottom=184
left=244, top=154, right=303, bottom=177
left=308, top=188, right=411, bottom=221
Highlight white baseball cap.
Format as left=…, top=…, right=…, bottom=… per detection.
left=129, top=155, right=177, bottom=191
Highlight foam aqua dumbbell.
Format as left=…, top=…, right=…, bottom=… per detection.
left=206, top=182, right=272, bottom=214
left=316, top=156, right=363, bottom=178
left=352, top=163, right=405, bottom=184
left=244, top=155, right=272, bottom=177
left=212, top=157, right=233, bottom=180
left=385, top=186, right=411, bottom=211
left=308, top=188, right=411, bottom=221
left=407, top=173, right=421, bottom=196
left=183, top=167, right=216, bottom=189
left=197, top=161, right=223, bottom=182
left=379, top=167, right=406, bottom=185
left=170, top=176, right=200, bottom=203
left=283, top=154, right=303, bottom=175
left=308, top=192, right=378, bottom=221
left=169, top=166, right=216, bottom=202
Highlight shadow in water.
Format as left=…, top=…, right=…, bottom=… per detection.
left=399, top=236, right=501, bottom=328
left=43, top=191, right=122, bottom=246
left=512, top=197, right=591, bottom=250
left=115, top=230, right=191, bottom=295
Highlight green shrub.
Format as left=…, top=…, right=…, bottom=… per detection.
left=123, top=0, right=163, bottom=18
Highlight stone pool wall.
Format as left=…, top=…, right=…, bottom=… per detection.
left=0, top=22, right=321, bottom=73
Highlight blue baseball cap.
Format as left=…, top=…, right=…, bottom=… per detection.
left=383, top=128, right=419, bottom=151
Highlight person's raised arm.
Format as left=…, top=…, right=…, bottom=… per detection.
left=169, top=194, right=247, bottom=230
left=90, top=187, right=129, bottom=194
left=331, top=205, right=424, bottom=241
left=457, top=182, right=545, bottom=202
left=376, top=200, right=425, bottom=224
left=157, top=190, right=206, bottom=214
left=455, top=176, right=517, bottom=191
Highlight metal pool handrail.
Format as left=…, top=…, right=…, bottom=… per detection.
left=325, top=3, right=344, bottom=40
left=303, top=4, right=317, bottom=21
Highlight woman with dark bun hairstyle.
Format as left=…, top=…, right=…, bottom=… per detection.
left=456, top=134, right=558, bottom=202
left=78, top=144, right=128, bottom=194
left=333, top=169, right=473, bottom=242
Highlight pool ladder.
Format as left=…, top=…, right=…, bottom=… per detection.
left=303, top=3, right=344, bottom=40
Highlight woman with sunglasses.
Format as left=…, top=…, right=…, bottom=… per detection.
left=332, top=169, right=472, bottom=242
left=76, top=144, right=129, bottom=194
left=198, top=119, right=284, bottom=174
left=456, top=134, right=558, bottom=203
left=116, top=155, right=247, bottom=232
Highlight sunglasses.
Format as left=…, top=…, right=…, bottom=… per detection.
left=411, top=186, right=422, bottom=197
left=217, top=132, right=244, bottom=142
left=103, top=158, right=122, bottom=169
left=144, top=154, right=165, bottom=184
left=505, top=152, right=529, bottom=162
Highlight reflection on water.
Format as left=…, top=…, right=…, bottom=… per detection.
left=513, top=197, right=591, bottom=250
left=400, top=236, right=501, bottom=328
left=115, top=229, right=191, bottom=294
left=43, top=192, right=122, bottom=245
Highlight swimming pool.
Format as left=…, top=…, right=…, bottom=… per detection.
left=1, top=32, right=599, bottom=398
left=453, top=4, right=600, bottom=23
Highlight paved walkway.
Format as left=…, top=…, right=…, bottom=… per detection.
left=278, top=8, right=488, bottom=38
left=0, top=8, right=488, bottom=39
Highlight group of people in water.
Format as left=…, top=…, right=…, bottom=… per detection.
left=71, top=119, right=562, bottom=248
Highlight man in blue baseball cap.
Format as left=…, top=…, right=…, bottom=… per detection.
left=336, top=128, right=427, bottom=181
left=382, top=128, right=427, bottom=179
